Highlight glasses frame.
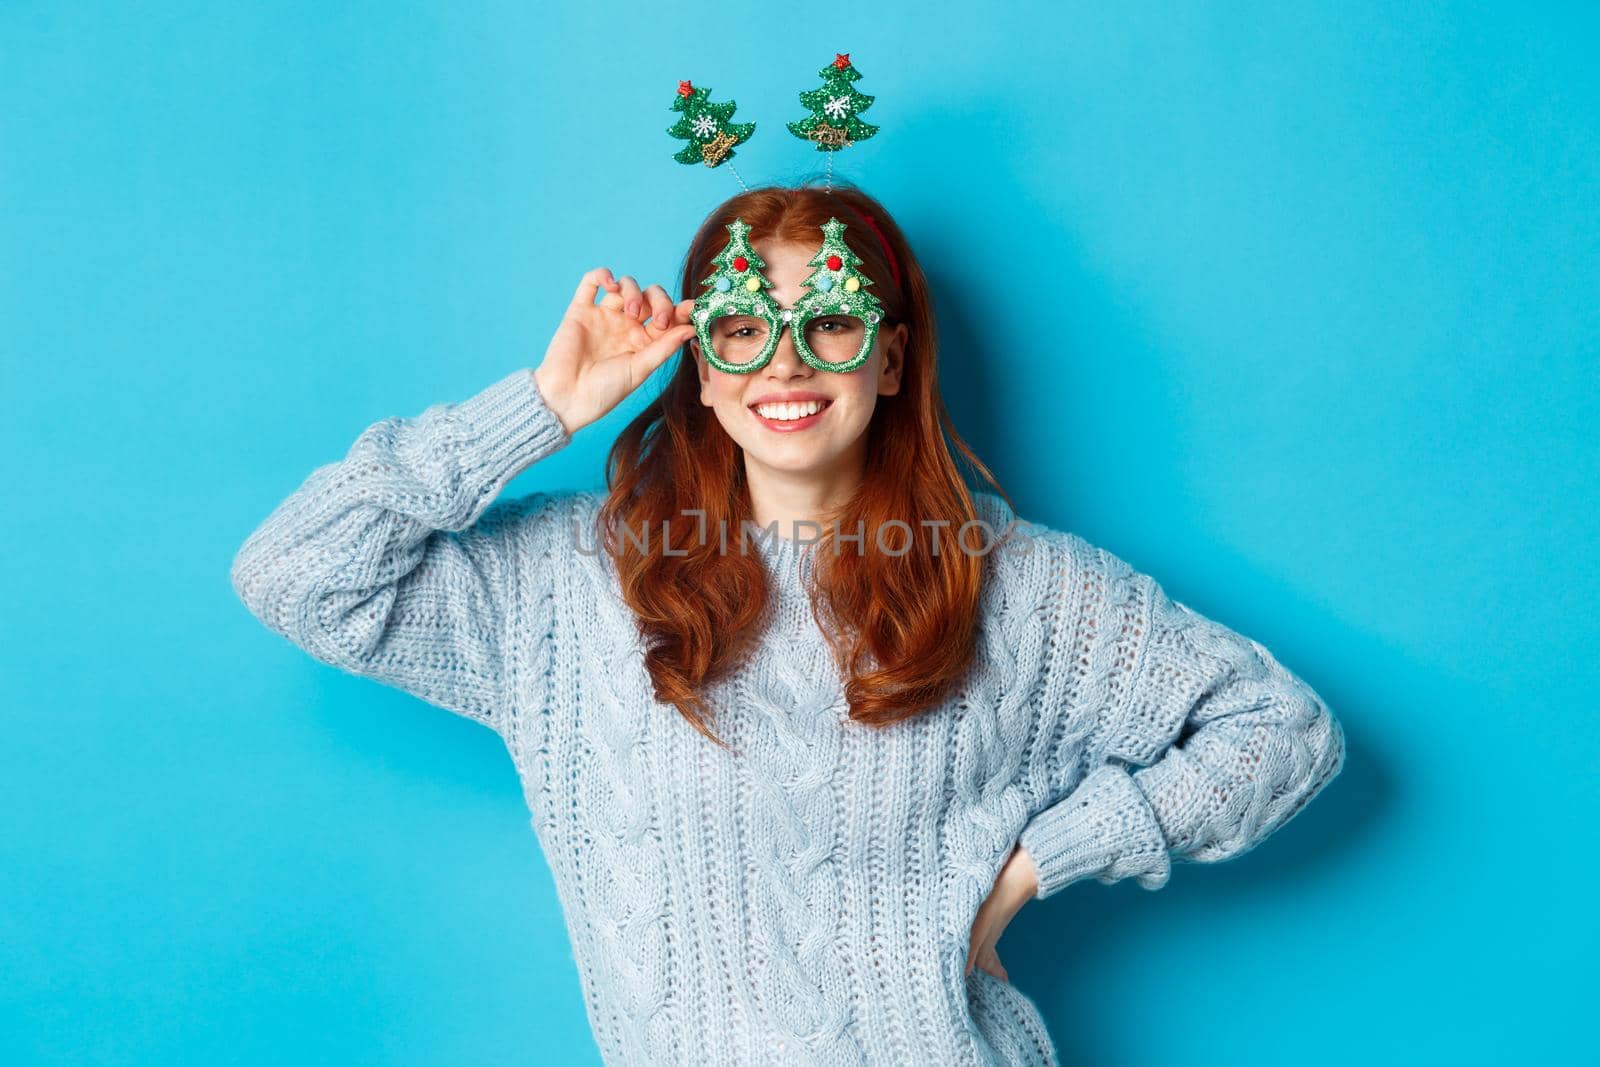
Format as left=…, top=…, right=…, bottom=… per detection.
left=691, top=217, right=887, bottom=374
left=695, top=295, right=884, bottom=374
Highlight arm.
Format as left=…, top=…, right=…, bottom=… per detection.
left=228, top=367, right=575, bottom=741
left=1017, top=535, right=1346, bottom=899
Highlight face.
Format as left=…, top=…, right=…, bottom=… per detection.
left=693, top=240, right=907, bottom=482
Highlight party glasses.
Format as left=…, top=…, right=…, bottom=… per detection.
left=691, top=217, right=887, bottom=374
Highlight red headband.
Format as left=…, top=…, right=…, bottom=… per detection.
left=848, top=208, right=903, bottom=290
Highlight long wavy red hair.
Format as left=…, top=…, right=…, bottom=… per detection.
left=597, top=179, right=1016, bottom=750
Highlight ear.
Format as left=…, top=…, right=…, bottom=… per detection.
left=877, top=322, right=908, bottom=397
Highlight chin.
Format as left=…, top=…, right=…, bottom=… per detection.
left=744, top=446, right=839, bottom=475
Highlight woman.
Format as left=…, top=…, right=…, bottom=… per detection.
left=230, top=181, right=1346, bottom=1065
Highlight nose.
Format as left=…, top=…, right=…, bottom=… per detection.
left=764, top=317, right=813, bottom=378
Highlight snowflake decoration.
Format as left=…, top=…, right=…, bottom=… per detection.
left=823, top=95, right=851, bottom=120
left=692, top=114, right=718, bottom=138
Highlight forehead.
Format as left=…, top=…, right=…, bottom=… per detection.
left=743, top=240, right=814, bottom=302
left=749, top=239, right=820, bottom=271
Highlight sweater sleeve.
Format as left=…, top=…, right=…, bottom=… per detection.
left=229, top=367, right=576, bottom=741
left=1016, top=536, right=1346, bottom=899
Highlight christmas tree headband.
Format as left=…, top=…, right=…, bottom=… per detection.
left=667, top=52, right=893, bottom=374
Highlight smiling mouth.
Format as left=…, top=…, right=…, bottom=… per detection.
left=749, top=398, right=832, bottom=422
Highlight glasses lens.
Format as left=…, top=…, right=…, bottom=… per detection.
left=802, top=314, right=870, bottom=365
left=709, top=314, right=772, bottom=368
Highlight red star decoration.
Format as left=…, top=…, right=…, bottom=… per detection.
left=676, top=80, right=695, bottom=97
left=832, top=53, right=851, bottom=70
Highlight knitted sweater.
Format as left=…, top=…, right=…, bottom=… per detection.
left=230, top=367, right=1346, bottom=1066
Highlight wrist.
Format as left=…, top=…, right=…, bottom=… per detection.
left=1015, top=844, right=1041, bottom=899
left=530, top=366, right=575, bottom=438
left=1000, top=843, right=1041, bottom=902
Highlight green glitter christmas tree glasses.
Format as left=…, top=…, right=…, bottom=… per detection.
left=691, top=217, right=887, bottom=374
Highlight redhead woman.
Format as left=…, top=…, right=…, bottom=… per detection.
left=231, top=181, right=1345, bottom=1066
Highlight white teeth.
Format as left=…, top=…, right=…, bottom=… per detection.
left=754, top=399, right=827, bottom=421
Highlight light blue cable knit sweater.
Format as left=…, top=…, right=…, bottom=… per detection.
left=230, top=367, right=1346, bottom=1066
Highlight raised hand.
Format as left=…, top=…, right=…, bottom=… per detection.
left=533, top=267, right=699, bottom=436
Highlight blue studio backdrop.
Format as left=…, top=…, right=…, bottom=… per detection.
left=2, top=3, right=1595, bottom=1064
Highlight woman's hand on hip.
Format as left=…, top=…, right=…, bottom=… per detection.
left=967, top=843, right=1041, bottom=981
left=533, top=267, right=698, bottom=436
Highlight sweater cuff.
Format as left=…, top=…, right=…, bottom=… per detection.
left=448, top=368, right=572, bottom=487
left=1017, top=763, right=1173, bottom=899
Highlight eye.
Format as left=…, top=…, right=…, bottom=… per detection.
left=814, top=316, right=858, bottom=333
left=718, top=317, right=763, bottom=339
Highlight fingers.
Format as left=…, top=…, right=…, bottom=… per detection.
left=967, top=941, right=994, bottom=977
left=630, top=322, right=697, bottom=379
left=569, top=267, right=620, bottom=312
left=617, top=274, right=644, bottom=320
left=642, top=284, right=674, bottom=329
left=979, top=947, right=1008, bottom=982
left=575, top=269, right=682, bottom=328
left=967, top=942, right=1007, bottom=981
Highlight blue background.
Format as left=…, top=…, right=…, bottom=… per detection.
left=3, top=2, right=1596, bottom=1063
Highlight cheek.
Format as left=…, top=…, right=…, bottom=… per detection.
left=705, top=375, right=747, bottom=406
left=696, top=348, right=751, bottom=406
left=833, top=376, right=882, bottom=411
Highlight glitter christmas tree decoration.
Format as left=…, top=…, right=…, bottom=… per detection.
left=787, top=53, right=880, bottom=152
left=692, top=218, right=785, bottom=374
left=789, top=217, right=885, bottom=373
left=668, top=80, right=755, bottom=168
